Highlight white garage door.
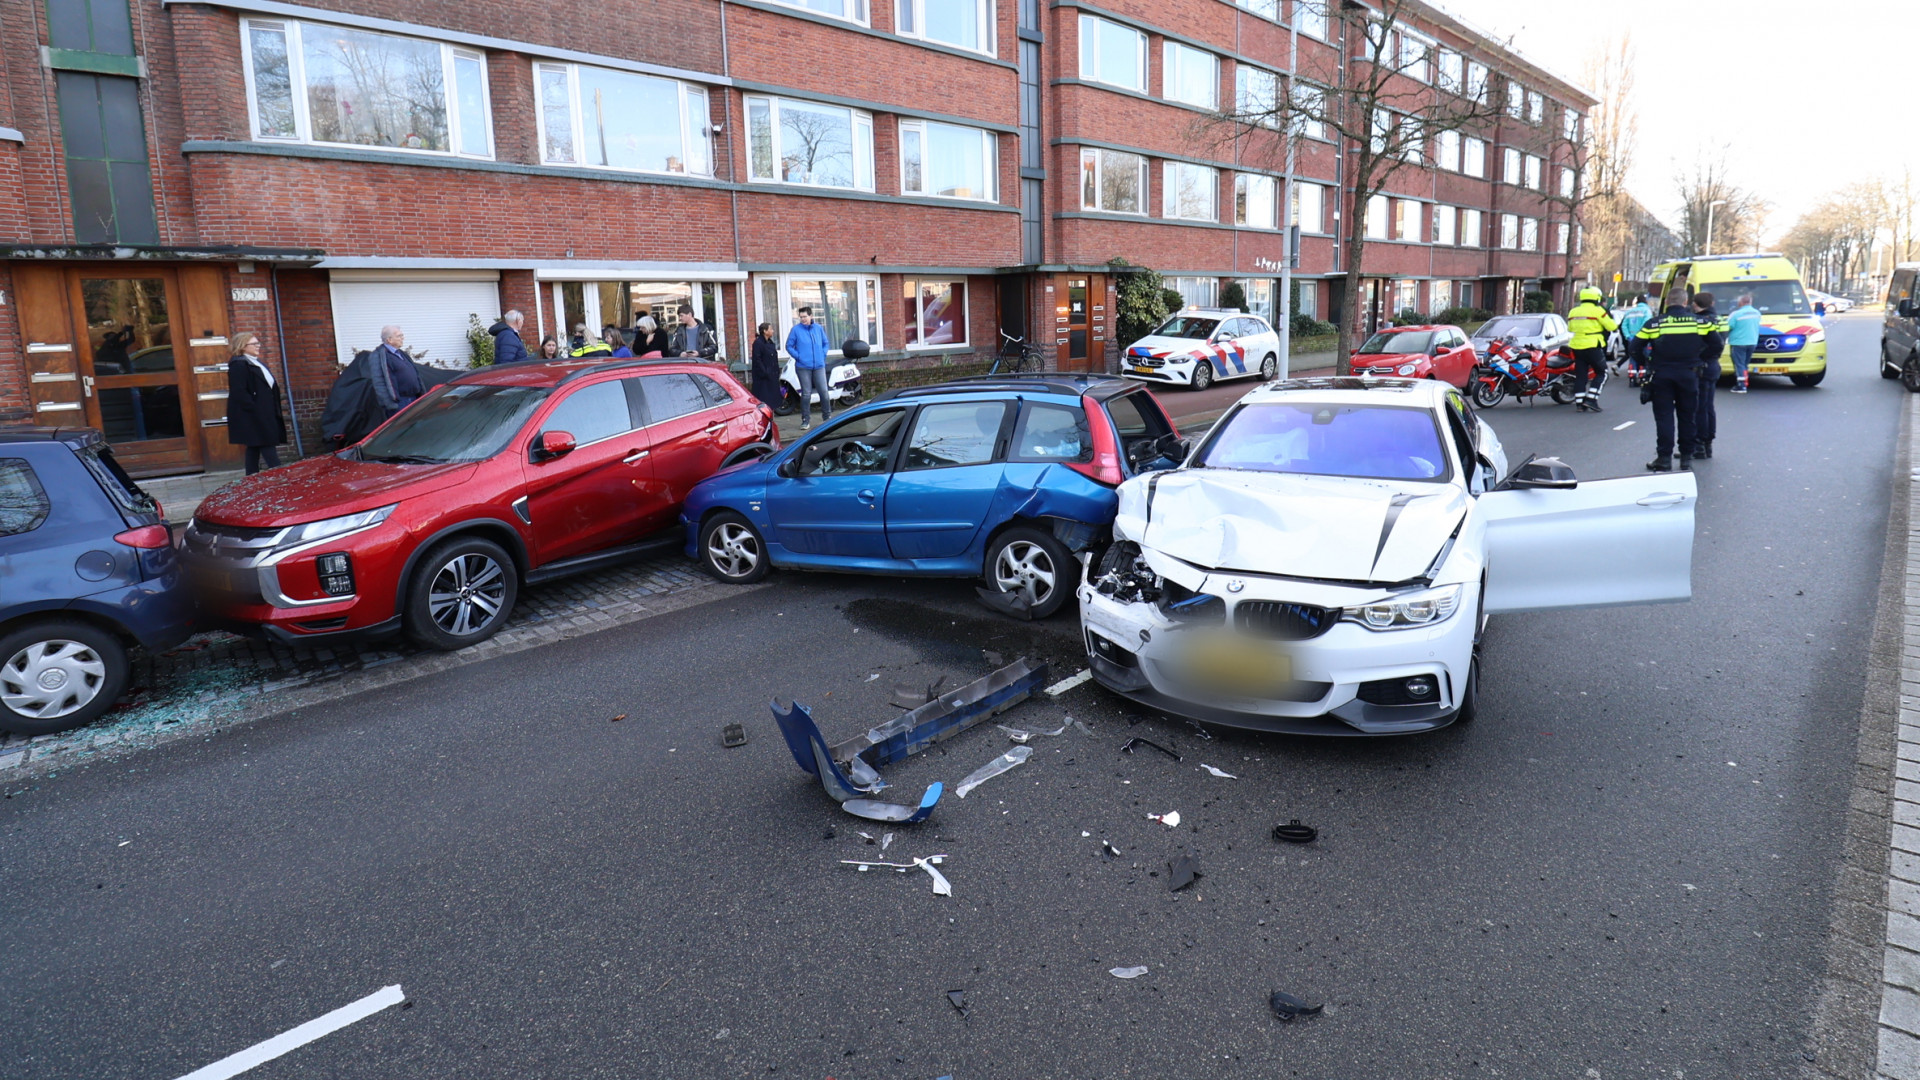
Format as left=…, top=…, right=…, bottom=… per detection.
left=329, top=273, right=501, bottom=369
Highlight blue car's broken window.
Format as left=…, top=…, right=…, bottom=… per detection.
left=1009, top=402, right=1091, bottom=463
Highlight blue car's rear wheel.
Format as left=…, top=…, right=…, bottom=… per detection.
left=701, top=511, right=769, bottom=584
left=0, top=619, right=128, bottom=736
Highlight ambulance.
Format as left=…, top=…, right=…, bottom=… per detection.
left=1647, top=254, right=1827, bottom=387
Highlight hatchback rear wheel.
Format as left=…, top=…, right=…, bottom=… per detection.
left=405, top=536, right=518, bottom=650
left=0, top=620, right=128, bottom=735
left=984, top=526, right=1076, bottom=619
left=701, top=511, right=769, bottom=584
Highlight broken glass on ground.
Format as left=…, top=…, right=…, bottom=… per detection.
left=769, top=659, right=1049, bottom=823
left=840, top=855, right=953, bottom=895
left=1167, top=854, right=1200, bottom=891
left=996, top=717, right=1071, bottom=743
left=1108, top=966, right=1150, bottom=979
left=1268, top=991, right=1324, bottom=1020
left=954, top=745, right=1033, bottom=798
left=1198, top=764, right=1238, bottom=779
left=1147, top=811, right=1181, bottom=827
left=1121, top=737, right=1181, bottom=762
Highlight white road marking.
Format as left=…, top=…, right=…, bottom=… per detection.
left=174, top=985, right=406, bottom=1080
left=1613, top=421, right=1635, bottom=431
left=1043, top=669, right=1093, bottom=696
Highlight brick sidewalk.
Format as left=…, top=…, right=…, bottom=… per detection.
left=0, top=552, right=728, bottom=782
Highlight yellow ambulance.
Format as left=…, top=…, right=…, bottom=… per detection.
left=1648, top=253, right=1827, bottom=387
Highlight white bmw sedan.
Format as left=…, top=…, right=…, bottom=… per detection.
left=1078, top=377, right=1697, bottom=735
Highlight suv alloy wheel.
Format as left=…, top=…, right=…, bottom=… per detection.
left=405, top=536, right=520, bottom=650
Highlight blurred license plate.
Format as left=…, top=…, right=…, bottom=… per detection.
left=189, top=567, right=232, bottom=592
left=1179, top=633, right=1291, bottom=695
left=1753, top=365, right=1788, bottom=373
left=1132, top=365, right=1157, bottom=374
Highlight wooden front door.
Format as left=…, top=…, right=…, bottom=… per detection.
left=1051, top=273, right=1106, bottom=372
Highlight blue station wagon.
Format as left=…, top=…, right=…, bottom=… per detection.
left=681, top=374, right=1183, bottom=618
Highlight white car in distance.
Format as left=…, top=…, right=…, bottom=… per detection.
left=1122, top=309, right=1281, bottom=391
left=1078, top=377, right=1698, bottom=735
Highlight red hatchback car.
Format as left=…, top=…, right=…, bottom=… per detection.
left=1349, top=324, right=1479, bottom=387
left=184, top=358, right=776, bottom=649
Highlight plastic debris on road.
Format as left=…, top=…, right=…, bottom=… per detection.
left=840, top=854, right=953, bottom=895
left=720, top=723, right=748, bottom=748
left=946, top=990, right=967, bottom=1014
left=1148, top=811, right=1181, bottom=828
left=769, top=659, right=1048, bottom=823
left=891, top=675, right=950, bottom=711
left=954, top=745, right=1033, bottom=798
left=997, top=718, right=1071, bottom=743
left=1109, top=966, right=1150, bottom=979
left=881, top=832, right=894, bottom=852
left=1199, top=764, right=1237, bottom=779
left=1167, top=854, right=1200, bottom=891
left=609, top=713, right=626, bottom=723
left=1269, top=990, right=1324, bottom=1021
left=1272, top=819, right=1317, bottom=844
left=1102, top=840, right=1123, bottom=857
left=1121, top=736, right=1181, bottom=762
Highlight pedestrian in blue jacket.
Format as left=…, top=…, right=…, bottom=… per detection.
left=785, top=307, right=833, bottom=429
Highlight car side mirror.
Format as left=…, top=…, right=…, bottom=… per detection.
left=534, top=430, right=576, bottom=460
left=1901, top=299, right=1916, bottom=318
left=775, top=457, right=798, bottom=478
left=1497, top=453, right=1577, bottom=490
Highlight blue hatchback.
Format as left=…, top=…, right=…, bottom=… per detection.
left=682, top=373, right=1183, bottom=618
left=0, top=428, right=194, bottom=734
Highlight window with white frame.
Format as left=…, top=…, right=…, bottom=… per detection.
left=1429, top=279, right=1452, bottom=313
left=1236, top=65, right=1280, bottom=125
left=896, top=0, right=994, bottom=54
left=1501, top=147, right=1521, bottom=184
left=1080, top=147, right=1145, bottom=214
left=1235, top=0, right=1278, bottom=19
left=1399, top=115, right=1423, bottom=163
left=1294, top=0, right=1327, bottom=39
left=1555, top=222, right=1570, bottom=253
left=746, top=95, right=874, bottom=189
left=1365, top=194, right=1389, bottom=239
left=243, top=18, right=491, bottom=156
left=1505, top=80, right=1524, bottom=119
left=900, top=278, right=969, bottom=346
left=1436, top=49, right=1462, bottom=92
left=1291, top=81, right=1326, bottom=138
left=756, top=274, right=882, bottom=355
left=1435, top=129, right=1460, bottom=171
left=1235, top=173, right=1277, bottom=229
left=1466, top=61, right=1488, bottom=102
left=1164, top=42, right=1218, bottom=109
left=1296, top=280, right=1318, bottom=319
left=899, top=119, right=996, bottom=200
left=1235, top=278, right=1275, bottom=322
left=1499, top=212, right=1518, bottom=249
left=1398, top=33, right=1429, bottom=82
left=1164, top=161, right=1218, bottom=221
left=1369, top=109, right=1391, bottom=154
left=1527, top=91, right=1544, bottom=125
left=1463, top=136, right=1486, bottom=177
left=1460, top=208, right=1482, bottom=247
left=1169, top=276, right=1218, bottom=308
left=1293, top=181, right=1325, bottom=232
left=1523, top=154, right=1542, bottom=191
left=535, top=63, right=710, bottom=175
left=1562, top=108, right=1581, bottom=141
left=1575, top=224, right=1583, bottom=254
left=1394, top=200, right=1421, bottom=242
left=1079, top=15, right=1146, bottom=92
left=769, top=0, right=869, bottom=24
left=1521, top=217, right=1539, bottom=251
left=1558, top=165, right=1576, bottom=198
left=1432, top=204, right=1457, bottom=246
left=1394, top=279, right=1419, bottom=314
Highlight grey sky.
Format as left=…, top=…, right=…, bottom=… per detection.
left=1437, top=0, right=1918, bottom=242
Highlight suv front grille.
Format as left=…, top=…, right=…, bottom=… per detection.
left=183, top=520, right=287, bottom=561
left=1233, top=601, right=1336, bottom=641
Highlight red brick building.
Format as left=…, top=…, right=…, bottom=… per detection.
left=0, top=0, right=1589, bottom=476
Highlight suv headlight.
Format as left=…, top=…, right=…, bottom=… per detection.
left=282, top=504, right=396, bottom=547
left=1344, top=584, right=1463, bottom=630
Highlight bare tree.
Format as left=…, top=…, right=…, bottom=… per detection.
left=1568, top=33, right=1638, bottom=300
left=1780, top=181, right=1887, bottom=293
left=1675, top=153, right=1768, bottom=257
left=1210, top=0, right=1502, bottom=370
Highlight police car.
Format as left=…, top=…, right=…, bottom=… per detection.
left=1122, top=309, right=1281, bottom=391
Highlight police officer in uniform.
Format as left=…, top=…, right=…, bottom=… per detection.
left=1633, top=291, right=1721, bottom=471
left=1566, top=286, right=1620, bottom=412
left=1689, top=291, right=1725, bottom=458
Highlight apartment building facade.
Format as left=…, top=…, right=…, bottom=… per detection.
left=0, top=0, right=1589, bottom=476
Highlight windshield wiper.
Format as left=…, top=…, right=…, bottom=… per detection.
left=362, top=453, right=443, bottom=465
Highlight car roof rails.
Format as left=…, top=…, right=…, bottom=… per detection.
left=447, top=357, right=695, bottom=387
left=872, top=370, right=1135, bottom=403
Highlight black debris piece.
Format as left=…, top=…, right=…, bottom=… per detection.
left=1121, top=737, right=1182, bottom=762
left=1183, top=718, right=1213, bottom=741
left=974, top=584, right=1036, bottom=620
left=1272, top=819, right=1318, bottom=844
left=947, top=990, right=967, bottom=1013
left=721, top=723, right=748, bottom=748
left=891, top=675, right=951, bottom=711
left=1168, top=854, right=1200, bottom=892
left=1268, top=991, right=1323, bottom=1021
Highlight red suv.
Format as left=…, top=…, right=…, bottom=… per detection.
left=184, top=359, right=775, bottom=649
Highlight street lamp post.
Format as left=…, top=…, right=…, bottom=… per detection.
left=1705, top=198, right=1727, bottom=256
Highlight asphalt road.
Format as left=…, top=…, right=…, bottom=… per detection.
left=0, top=315, right=1900, bottom=1079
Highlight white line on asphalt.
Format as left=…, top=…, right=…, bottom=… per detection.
left=1613, top=421, right=1635, bottom=431
left=174, top=985, right=406, bottom=1080
left=1044, top=669, right=1093, bottom=696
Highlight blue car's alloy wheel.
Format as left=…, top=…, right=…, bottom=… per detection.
left=701, top=512, right=770, bottom=584
left=985, top=526, right=1076, bottom=619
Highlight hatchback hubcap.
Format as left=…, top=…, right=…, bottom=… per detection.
left=428, top=553, right=507, bottom=637
left=2, top=639, right=106, bottom=719
left=707, top=522, right=760, bottom=578
left=994, top=541, right=1056, bottom=606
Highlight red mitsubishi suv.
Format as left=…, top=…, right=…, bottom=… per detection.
left=184, top=358, right=776, bottom=649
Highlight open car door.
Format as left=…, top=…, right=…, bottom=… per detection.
left=1478, top=472, right=1695, bottom=614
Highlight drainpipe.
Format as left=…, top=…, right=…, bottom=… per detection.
left=1278, top=6, right=1300, bottom=377
left=269, top=265, right=304, bottom=457
left=719, top=0, right=745, bottom=351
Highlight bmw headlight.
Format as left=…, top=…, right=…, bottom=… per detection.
left=1396, top=362, right=1419, bottom=376
left=1344, top=584, right=1463, bottom=630
left=282, top=504, right=397, bottom=547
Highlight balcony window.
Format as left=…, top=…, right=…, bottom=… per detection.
left=1505, top=80, right=1524, bottom=120
left=1558, top=166, right=1577, bottom=198
left=897, top=0, right=994, bottom=54
left=1366, top=194, right=1389, bottom=239
left=1521, top=218, right=1539, bottom=251
left=1523, top=154, right=1542, bottom=191
left=1292, top=181, right=1325, bottom=232
left=1164, top=42, right=1218, bottom=109
left=1556, top=222, right=1570, bottom=253
left=243, top=18, right=491, bottom=157
left=901, top=278, right=969, bottom=346
left=746, top=95, right=874, bottom=190
left=1527, top=91, right=1545, bottom=125
left=1499, top=212, right=1518, bottom=249
left=1234, top=173, right=1276, bottom=229
left=1394, top=200, right=1420, bottom=242
left=1398, top=34, right=1429, bottom=82
left=1290, top=81, right=1326, bottom=138
left=1563, top=108, right=1582, bottom=141
left=1435, top=130, right=1460, bottom=172
left=535, top=62, right=710, bottom=175
left=1079, top=15, right=1146, bottom=92
left=1236, top=65, right=1280, bottom=125
left=1436, top=50, right=1462, bottom=93
left=1294, top=0, right=1326, bottom=39
left=1466, top=62, right=1488, bottom=103
left=1432, top=204, right=1457, bottom=246
left=1463, top=136, right=1486, bottom=177
left=900, top=120, right=996, bottom=200
left=1460, top=208, right=1482, bottom=248
left=1163, top=161, right=1217, bottom=222
left=1079, top=147, right=1145, bottom=214
left=1501, top=147, right=1521, bottom=184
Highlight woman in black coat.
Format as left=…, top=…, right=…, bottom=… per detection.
left=226, top=332, right=286, bottom=474
left=750, top=322, right=783, bottom=410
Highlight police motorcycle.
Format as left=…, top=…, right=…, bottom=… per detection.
left=776, top=339, right=866, bottom=416
left=1470, top=334, right=1578, bottom=408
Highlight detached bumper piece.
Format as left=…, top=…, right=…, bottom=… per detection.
left=769, top=658, right=1050, bottom=823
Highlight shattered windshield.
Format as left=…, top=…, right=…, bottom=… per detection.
left=1195, top=402, right=1450, bottom=482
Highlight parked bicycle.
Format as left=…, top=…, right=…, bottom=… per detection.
left=991, top=330, right=1046, bottom=374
